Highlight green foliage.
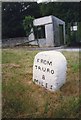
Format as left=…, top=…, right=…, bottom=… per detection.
left=40, top=2, right=80, bottom=24
left=2, top=51, right=21, bottom=64
left=66, top=23, right=72, bottom=46
left=66, top=22, right=81, bottom=46
left=23, top=16, right=35, bottom=36
left=77, top=22, right=81, bottom=42
left=53, top=97, right=79, bottom=118
left=72, top=63, right=79, bottom=72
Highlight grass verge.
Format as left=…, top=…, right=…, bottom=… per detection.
left=2, top=48, right=80, bottom=118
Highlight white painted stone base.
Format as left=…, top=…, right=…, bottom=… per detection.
left=33, top=51, right=67, bottom=92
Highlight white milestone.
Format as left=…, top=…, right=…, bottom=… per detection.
left=33, top=51, right=67, bottom=92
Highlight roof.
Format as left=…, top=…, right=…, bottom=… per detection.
left=33, top=15, right=65, bottom=26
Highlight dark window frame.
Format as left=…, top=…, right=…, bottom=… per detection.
left=34, top=25, right=45, bottom=39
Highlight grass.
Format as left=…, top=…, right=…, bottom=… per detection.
left=2, top=48, right=80, bottom=118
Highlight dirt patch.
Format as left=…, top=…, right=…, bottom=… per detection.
left=20, top=73, right=33, bottom=86
left=2, top=63, right=21, bottom=68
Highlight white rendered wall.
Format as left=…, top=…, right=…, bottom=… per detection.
left=33, top=16, right=52, bottom=26
left=33, top=16, right=54, bottom=47
left=45, top=24, right=54, bottom=47
left=53, top=16, right=65, bottom=46
left=28, top=28, right=35, bottom=41
left=29, top=15, right=65, bottom=47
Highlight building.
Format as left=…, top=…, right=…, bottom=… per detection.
left=28, top=15, right=65, bottom=47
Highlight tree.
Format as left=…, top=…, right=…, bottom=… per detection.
left=23, top=16, right=35, bottom=37
left=2, top=2, right=25, bottom=38
left=2, top=2, right=40, bottom=39
left=39, top=2, right=80, bottom=24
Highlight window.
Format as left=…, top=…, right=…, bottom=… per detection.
left=34, top=25, right=45, bottom=39
left=70, top=22, right=78, bottom=31
left=71, top=26, right=77, bottom=31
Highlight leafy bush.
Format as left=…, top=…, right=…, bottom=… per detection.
left=23, top=16, right=35, bottom=37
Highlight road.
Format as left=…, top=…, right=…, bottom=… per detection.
left=24, top=46, right=81, bottom=52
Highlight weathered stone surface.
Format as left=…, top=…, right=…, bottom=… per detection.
left=33, top=51, right=67, bottom=92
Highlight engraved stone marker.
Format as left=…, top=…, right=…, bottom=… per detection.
left=33, top=51, right=67, bottom=92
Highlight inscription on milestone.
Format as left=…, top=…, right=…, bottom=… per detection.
left=35, top=59, right=54, bottom=74
left=33, top=51, right=67, bottom=92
